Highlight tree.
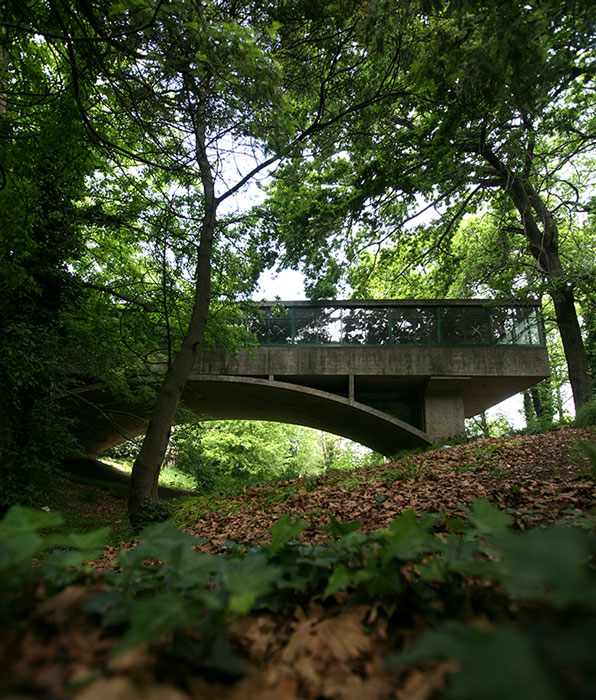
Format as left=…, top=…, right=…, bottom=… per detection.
left=169, top=420, right=324, bottom=490
left=4, top=0, right=407, bottom=520
left=0, top=13, right=106, bottom=503
left=256, top=0, right=596, bottom=409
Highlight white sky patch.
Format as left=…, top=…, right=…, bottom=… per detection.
left=484, top=394, right=525, bottom=429
left=253, top=268, right=307, bottom=300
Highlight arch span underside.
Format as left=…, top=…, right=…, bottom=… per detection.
left=71, top=376, right=431, bottom=458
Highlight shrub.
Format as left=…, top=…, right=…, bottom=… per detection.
left=132, top=497, right=173, bottom=532
left=575, top=397, right=596, bottom=428
left=102, top=437, right=143, bottom=461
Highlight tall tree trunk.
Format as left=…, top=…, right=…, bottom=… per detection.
left=484, top=147, right=594, bottom=411
left=582, top=303, right=596, bottom=389
left=549, top=285, right=593, bottom=409
left=128, top=95, right=216, bottom=522
left=530, top=388, right=544, bottom=420
left=128, top=209, right=215, bottom=519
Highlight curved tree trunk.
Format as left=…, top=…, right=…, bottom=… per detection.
left=128, top=209, right=215, bottom=520
left=483, top=147, right=594, bottom=412
left=550, top=285, right=594, bottom=409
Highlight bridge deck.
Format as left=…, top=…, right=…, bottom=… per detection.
left=69, top=300, right=550, bottom=457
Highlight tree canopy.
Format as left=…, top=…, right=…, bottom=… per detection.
left=257, top=0, right=596, bottom=408
left=1, top=0, right=595, bottom=516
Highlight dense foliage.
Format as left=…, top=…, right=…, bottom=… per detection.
left=2, top=492, right=596, bottom=698
left=2, top=0, right=595, bottom=510
left=105, top=421, right=383, bottom=493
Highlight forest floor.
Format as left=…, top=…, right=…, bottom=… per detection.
left=4, top=426, right=596, bottom=700
left=177, top=426, right=596, bottom=551
left=53, top=426, right=596, bottom=560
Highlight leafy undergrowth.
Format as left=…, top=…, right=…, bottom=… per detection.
left=37, top=477, right=135, bottom=547
left=2, top=427, right=596, bottom=700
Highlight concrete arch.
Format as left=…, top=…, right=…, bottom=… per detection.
left=70, top=375, right=431, bottom=458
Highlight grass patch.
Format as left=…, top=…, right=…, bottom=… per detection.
left=171, top=493, right=243, bottom=528
left=103, top=458, right=198, bottom=491
left=373, top=455, right=431, bottom=484
left=34, top=475, right=135, bottom=546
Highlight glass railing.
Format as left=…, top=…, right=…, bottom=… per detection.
left=245, top=301, right=545, bottom=347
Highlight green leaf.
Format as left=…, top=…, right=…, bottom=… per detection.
left=0, top=506, right=66, bottom=565
left=417, top=557, right=446, bottom=582
left=445, top=517, right=470, bottom=533
left=43, top=548, right=105, bottom=570
left=323, top=563, right=351, bottom=599
left=492, top=525, right=596, bottom=607
left=0, top=505, right=64, bottom=537
left=269, top=514, right=308, bottom=555
left=326, top=512, right=362, bottom=539
left=463, top=498, right=513, bottom=535
left=0, top=531, right=44, bottom=565
left=383, top=510, right=436, bottom=561
left=113, top=591, right=198, bottom=655
left=221, top=553, right=282, bottom=615
left=387, top=622, right=563, bottom=700
left=122, top=521, right=202, bottom=568
left=44, top=527, right=110, bottom=552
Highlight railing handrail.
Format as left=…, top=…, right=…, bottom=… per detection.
left=253, top=298, right=542, bottom=309
left=244, top=300, right=545, bottom=348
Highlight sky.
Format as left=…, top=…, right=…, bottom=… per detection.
left=253, top=267, right=307, bottom=301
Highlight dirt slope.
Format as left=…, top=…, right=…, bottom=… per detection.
left=181, top=427, right=596, bottom=552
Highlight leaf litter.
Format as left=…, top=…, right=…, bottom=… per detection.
left=1, top=426, right=595, bottom=700
left=181, top=427, right=596, bottom=551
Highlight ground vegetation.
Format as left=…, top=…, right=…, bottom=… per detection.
left=2, top=426, right=595, bottom=699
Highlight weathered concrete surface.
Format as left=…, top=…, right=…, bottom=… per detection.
left=183, top=376, right=431, bottom=454
left=67, top=343, right=549, bottom=457
left=67, top=377, right=432, bottom=458
left=192, top=345, right=550, bottom=418
left=424, top=393, right=466, bottom=442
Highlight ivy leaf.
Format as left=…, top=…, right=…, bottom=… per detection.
left=492, top=525, right=596, bottom=607
left=113, top=591, right=198, bottom=655
left=463, top=498, right=513, bottom=535
left=221, top=553, right=282, bottom=615
left=44, top=527, right=110, bottom=552
left=0, top=505, right=63, bottom=536
left=382, top=510, right=437, bottom=561
left=417, top=557, right=447, bottom=582
left=387, top=622, right=562, bottom=700
left=323, top=563, right=350, bottom=599
left=326, top=512, right=362, bottom=540
left=0, top=506, right=65, bottom=565
left=121, top=521, right=204, bottom=571
left=269, top=514, right=308, bottom=555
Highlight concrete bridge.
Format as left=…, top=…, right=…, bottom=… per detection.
left=71, top=300, right=550, bottom=457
